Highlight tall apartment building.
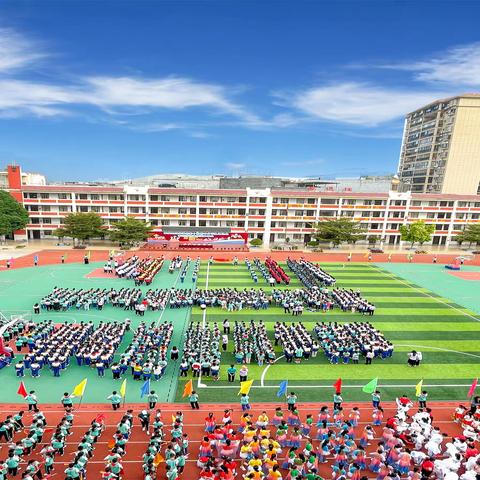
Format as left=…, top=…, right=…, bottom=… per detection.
left=398, top=94, right=480, bottom=195
left=3, top=164, right=480, bottom=248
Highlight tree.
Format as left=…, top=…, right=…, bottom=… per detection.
left=367, top=235, right=379, bottom=245
left=109, top=217, right=153, bottom=247
left=250, top=237, right=263, bottom=247
left=54, top=212, right=104, bottom=245
left=399, top=221, right=435, bottom=248
left=0, top=190, right=29, bottom=240
left=455, top=224, right=480, bottom=246
left=314, top=217, right=367, bottom=247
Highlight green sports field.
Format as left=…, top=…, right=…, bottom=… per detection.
left=0, top=258, right=479, bottom=405
left=175, top=261, right=480, bottom=403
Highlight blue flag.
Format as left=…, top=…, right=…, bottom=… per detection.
left=277, top=380, right=288, bottom=397
left=140, top=379, right=150, bottom=398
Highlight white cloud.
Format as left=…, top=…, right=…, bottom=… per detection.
left=0, top=26, right=262, bottom=123
left=225, top=162, right=246, bottom=170
left=130, top=122, right=185, bottom=133
left=287, top=82, right=447, bottom=126
left=189, top=131, right=212, bottom=139
left=0, top=27, right=45, bottom=73
left=384, top=42, right=480, bottom=86
left=0, top=75, right=263, bottom=124
left=281, top=158, right=325, bottom=167
left=82, top=76, right=249, bottom=116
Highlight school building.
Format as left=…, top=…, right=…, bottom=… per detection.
left=2, top=164, right=480, bottom=248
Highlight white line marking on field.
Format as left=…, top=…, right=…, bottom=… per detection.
left=155, top=261, right=183, bottom=328
left=373, top=265, right=480, bottom=322
left=198, top=383, right=473, bottom=389
left=395, top=344, right=480, bottom=359
left=260, top=355, right=285, bottom=387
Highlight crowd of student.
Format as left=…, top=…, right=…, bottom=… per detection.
left=314, top=322, right=394, bottom=364
left=274, top=322, right=320, bottom=363
left=287, top=258, right=336, bottom=288
left=141, top=410, right=189, bottom=480
left=331, top=289, right=376, bottom=315
left=1, top=390, right=478, bottom=480
left=12, top=321, right=127, bottom=378
left=112, top=255, right=165, bottom=285
left=265, top=257, right=290, bottom=285
left=111, top=321, right=174, bottom=382
left=181, top=322, right=222, bottom=379
left=232, top=320, right=276, bottom=366
left=0, top=405, right=107, bottom=480
left=190, top=394, right=480, bottom=480
left=39, top=287, right=143, bottom=311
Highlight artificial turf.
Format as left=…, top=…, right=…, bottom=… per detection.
left=1, top=259, right=479, bottom=405
left=174, top=261, right=480, bottom=403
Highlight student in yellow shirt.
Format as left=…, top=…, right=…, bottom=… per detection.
left=267, top=464, right=282, bottom=480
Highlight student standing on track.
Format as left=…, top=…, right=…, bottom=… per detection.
left=107, top=391, right=122, bottom=410
left=25, top=391, right=39, bottom=413
left=418, top=390, right=428, bottom=408
left=287, top=392, right=298, bottom=412
left=61, top=392, right=74, bottom=410
left=240, top=393, right=251, bottom=412
left=333, top=391, right=343, bottom=410
left=147, top=390, right=158, bottom=410
left=189, top=391, right=200, bottom=409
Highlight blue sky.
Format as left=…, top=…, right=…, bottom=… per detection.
left=1, top=1, right=480, bottom=181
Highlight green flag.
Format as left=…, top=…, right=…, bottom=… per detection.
left=362, top=377, right=378, bottom=394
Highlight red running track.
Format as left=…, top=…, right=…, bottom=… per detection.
left=1, top=249, right=479, bottom=270
left=0, top=401, right=464, bottom=479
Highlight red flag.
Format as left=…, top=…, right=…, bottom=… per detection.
left=17, top=381, right=28, bottom=398
left=333, top=378, right=342, bottom=394
left=95, top=413, right=106, bottom=424
left=468, top=378, right=478, bottom=397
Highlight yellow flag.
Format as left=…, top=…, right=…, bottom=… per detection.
left=238, top=379, right=254, bottom=395
left=415, top=379, right=423, bottom=397
left=72, top=378, right=88, bottom=397
left=110, top=249, right=115, bottom=256
left=120, top=378, right=127, bottom=398
left=182, top=379, right=193, bottom=398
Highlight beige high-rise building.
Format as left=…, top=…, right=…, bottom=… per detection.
left=398, top=94, right=480, bottom=194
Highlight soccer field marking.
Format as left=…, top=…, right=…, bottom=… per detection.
left=260, top=355, right=285, bottom=387
left=197, top=261, right=211, bottom=389
left=154, top=260, right=184, bottom=328
left=373, top=265, right=480, bottom=322
left=198, top=383, right=472, bottom=389
left=394, top=343, right=480, bottom=359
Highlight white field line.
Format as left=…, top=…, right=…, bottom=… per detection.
left=395, top=344, right=480, bottom=359
left=155, top=261, right=183, bottom=328
left=197, top=261, right=210, bottom=389
left=372, top=265, right=480, bottom=322
left=260, top=355, right=285, bottom=387
left=199, top=383, right=473, bottom=389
